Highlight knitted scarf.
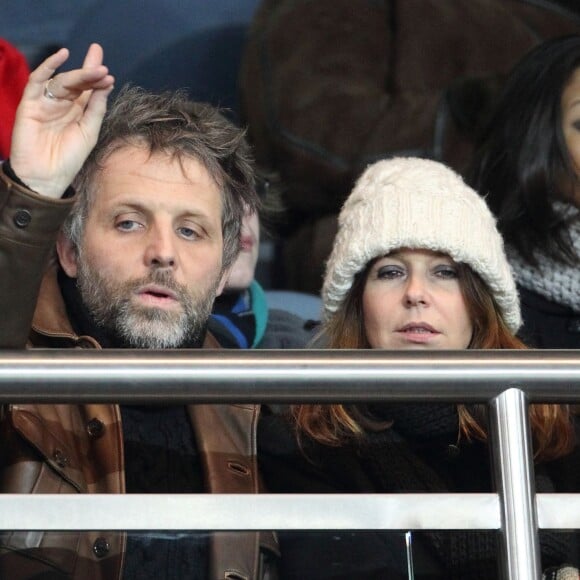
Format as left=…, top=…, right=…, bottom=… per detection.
left=356, top=404, right=570, bottom=579
left=507, top=202, right=579, bottom=313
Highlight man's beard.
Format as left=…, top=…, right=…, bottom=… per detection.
left=76, top=260, right=219, bottom=349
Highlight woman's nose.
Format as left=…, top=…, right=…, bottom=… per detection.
left=403, top=274, right=428, bottom=307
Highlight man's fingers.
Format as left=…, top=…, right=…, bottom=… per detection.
left=81, top=43, right=105, bottom=69
left=25, top=44, right=110, bottom=103
left=37, top=48, right=70, bottom=80
left=81, top=85, right=115, bottom=137
left=51, top=71, right=113, bottom=95
left=24, top=48, right=70, bottom=99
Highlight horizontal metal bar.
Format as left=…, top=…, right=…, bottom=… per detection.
left=0, top=494, right=500, bottom=531
left=1, top=494, right=577, bottom=531
left=0, top=349, right=579, bottom=403
left=537, top=494, right=580, bottom=529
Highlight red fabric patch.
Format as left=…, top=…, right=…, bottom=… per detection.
left=0, top=39, right=29, bottom=160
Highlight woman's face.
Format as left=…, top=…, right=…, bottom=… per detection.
left=362, top=248, right=473, bottom=350
left=561, top=66, right=580, bottom=207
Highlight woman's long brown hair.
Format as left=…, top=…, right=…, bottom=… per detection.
left=293, top=262, right=574, bottom=462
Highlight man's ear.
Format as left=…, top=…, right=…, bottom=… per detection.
left=56, top=231, right=79, bottom=278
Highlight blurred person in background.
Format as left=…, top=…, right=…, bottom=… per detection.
left=240, top=0, right=580, bottom=294
left=469, top=34, right=580, bottom=348
left=211, top=179, right=316, bottom=349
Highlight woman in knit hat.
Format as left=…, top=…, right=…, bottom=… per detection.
left=258, top=157, right=577, bottom=579
left=469, top=35, right=580, bottom=349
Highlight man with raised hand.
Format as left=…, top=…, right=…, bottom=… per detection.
left=0, top=43, right=278, bottom=580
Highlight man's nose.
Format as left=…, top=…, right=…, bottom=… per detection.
left=144, top=225, right=176, bottom=269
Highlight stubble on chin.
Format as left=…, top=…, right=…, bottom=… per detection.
left=77, top=262, right=218, bottom=349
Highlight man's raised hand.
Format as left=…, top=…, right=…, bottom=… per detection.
left=10, top=43, right=114, bottom=199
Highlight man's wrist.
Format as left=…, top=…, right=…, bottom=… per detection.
left=3, top=159, right=31, bottom=189
left=2, top=159, right=75, bottom=199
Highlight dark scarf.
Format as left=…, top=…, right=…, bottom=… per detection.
left=356, top=403, right=570, bottom=578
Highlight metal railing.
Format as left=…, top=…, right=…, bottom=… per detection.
left=1, top=349, right=580, bottom=579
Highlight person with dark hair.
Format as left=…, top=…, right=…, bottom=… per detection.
left=469, top=34, right=580, bottom=349
left=0, top=43, right=278, bottom=579
left=240, top=0, right=580, bottom=295
left=258, top=158, right=578, bottom=579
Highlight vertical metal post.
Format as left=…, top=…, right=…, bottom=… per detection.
left=489, top=388, right=541, bottom=580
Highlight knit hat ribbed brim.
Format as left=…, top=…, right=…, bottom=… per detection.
left=322, top=157, right=521, bottom=332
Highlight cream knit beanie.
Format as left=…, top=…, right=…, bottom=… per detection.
left=322, top=157, right=521, bottom=332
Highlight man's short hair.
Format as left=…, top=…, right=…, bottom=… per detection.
left=64, top=85, right=258, bottom=270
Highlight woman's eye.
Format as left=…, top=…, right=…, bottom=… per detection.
left=434, top=266, right=458, bottom=279
left=376, top=266, right=404, bottom=280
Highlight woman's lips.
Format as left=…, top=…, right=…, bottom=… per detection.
left=397, top=323, right=440, bottom=343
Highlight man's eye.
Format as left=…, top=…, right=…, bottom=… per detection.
left=178, top=226, right=199, bottom=239
left=116, top=220, right=141, bottom=231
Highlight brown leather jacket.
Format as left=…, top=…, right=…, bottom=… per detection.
left=0, top=166, right=279, bottom=579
